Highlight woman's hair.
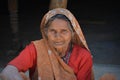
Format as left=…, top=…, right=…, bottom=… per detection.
left=44, top=14, right=74, bottom=33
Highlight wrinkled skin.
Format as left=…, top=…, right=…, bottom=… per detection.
left=47, top=19, right=72, bottom=57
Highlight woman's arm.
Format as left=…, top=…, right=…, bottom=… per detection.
left=0, top=43, right=36, bottom=80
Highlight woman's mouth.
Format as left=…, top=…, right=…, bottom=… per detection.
left=54, top=42, right=64, bottom=45
left=54, top=42, right=64, bottom=46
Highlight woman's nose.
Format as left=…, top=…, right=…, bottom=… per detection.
left=55, top=33, right=62, bottom=38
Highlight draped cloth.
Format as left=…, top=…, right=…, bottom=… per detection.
left=32, top=8, right=90, bottom=80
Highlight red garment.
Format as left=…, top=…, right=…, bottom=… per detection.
left=8, top=42, right=93, bottom=80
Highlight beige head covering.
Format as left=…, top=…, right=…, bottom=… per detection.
left=40, top=8, right=89, bottom=51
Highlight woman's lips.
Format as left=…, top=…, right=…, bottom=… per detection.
left=54, top=42, right=64, bottom=45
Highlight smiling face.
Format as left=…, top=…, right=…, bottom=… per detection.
left=46, top=19, right=72, bottom=56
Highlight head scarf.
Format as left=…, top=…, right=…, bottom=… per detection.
left=40, top=8, right=89, bottom=51
left=33, top=8, right=90, bottom=80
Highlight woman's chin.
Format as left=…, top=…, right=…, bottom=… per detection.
left=54, top=46, right=67, bottom=56
left=54, top=46, right=63, bottom=49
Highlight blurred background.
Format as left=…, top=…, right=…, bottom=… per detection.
left=0, top=0, right=120, bottom=79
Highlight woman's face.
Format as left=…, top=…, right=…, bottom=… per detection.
left=47, top=19, right=72, bottom=54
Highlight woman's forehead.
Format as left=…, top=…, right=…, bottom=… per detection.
left=49, top=19, right=70, bottom=29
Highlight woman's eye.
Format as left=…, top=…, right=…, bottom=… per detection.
left=62, top=30, right=68, bottom=34
left=50, top=29, right=56, bottom=34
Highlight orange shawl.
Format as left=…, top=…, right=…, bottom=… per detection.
left=33, top=8, right=90, bottom=80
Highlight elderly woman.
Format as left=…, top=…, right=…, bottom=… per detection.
left=0, top=8, right=93, bottom=80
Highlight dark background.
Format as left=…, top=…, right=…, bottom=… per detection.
left=0, top=0, right=120, bottom=68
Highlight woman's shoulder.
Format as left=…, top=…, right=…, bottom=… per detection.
left=71, top=44, right=92, bottom=60
left=22, top=40, right=39, bottom=54
left=73, top=44, right=91, bottom=54
left=29, top=39, right=44, bottom=48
